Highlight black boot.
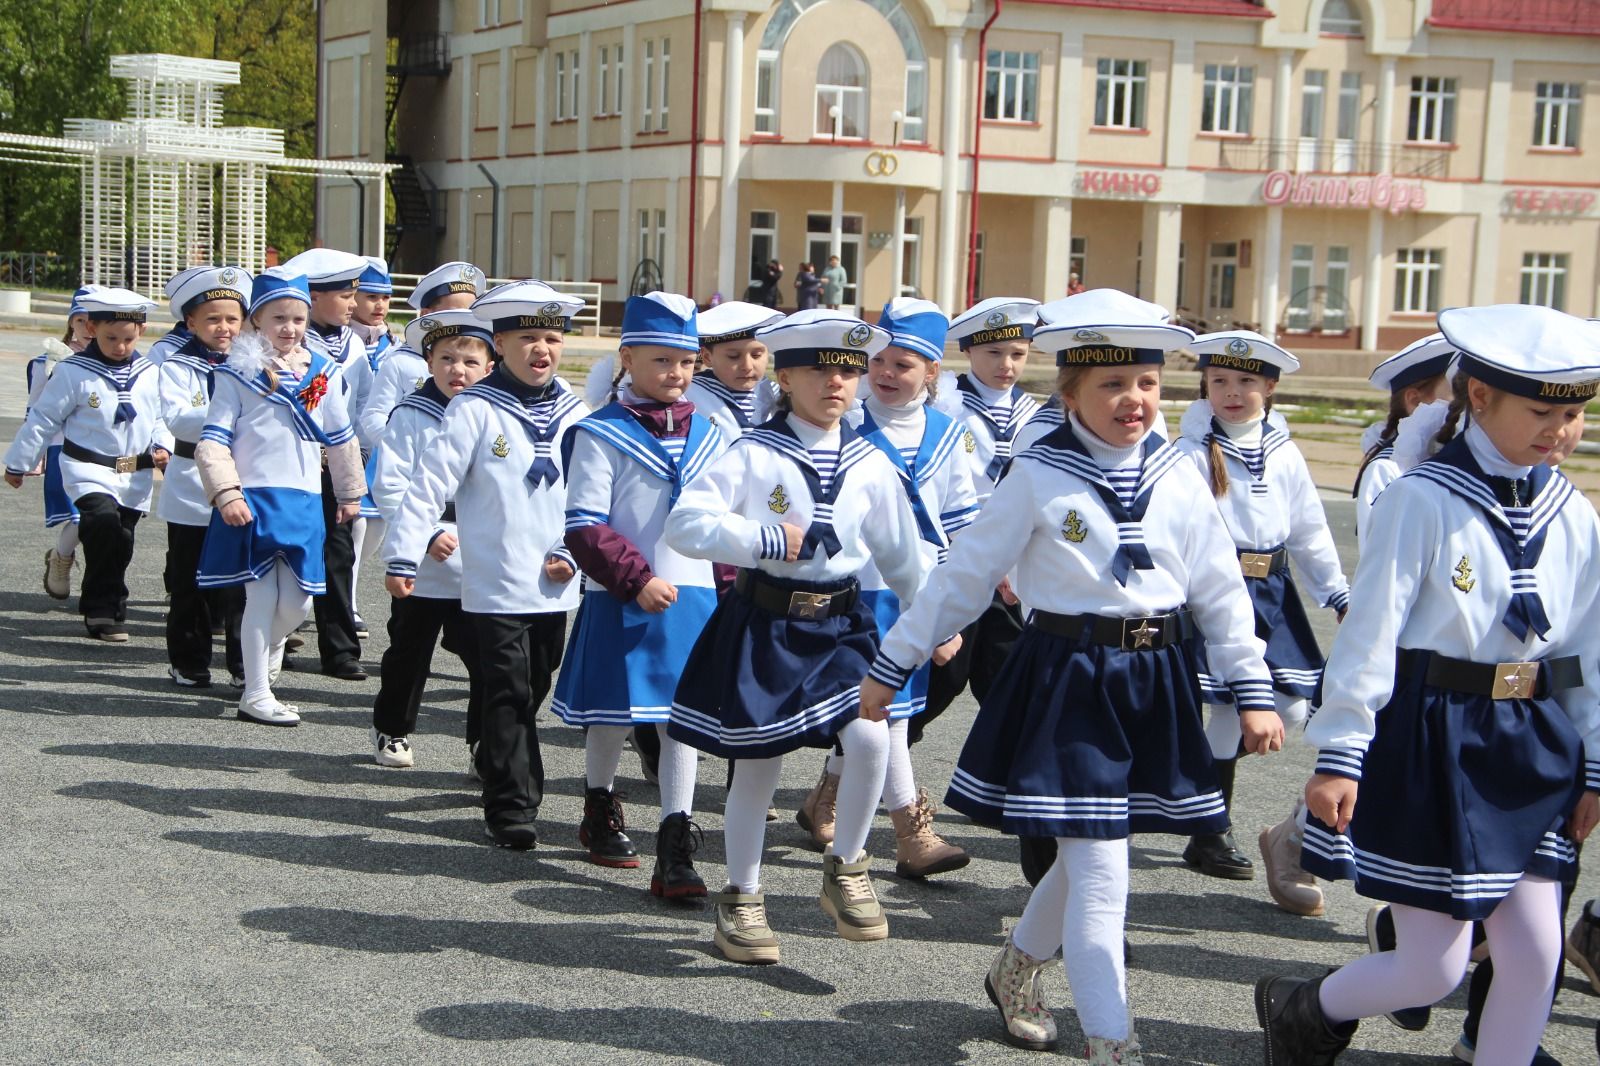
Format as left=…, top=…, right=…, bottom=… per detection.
left=1255, top=974, right=1356, bottom=1066
left=579, top=787, right=640, bottom=869
left=650, top=812, right=707, bottom=900
left=1185, top=756, right=1255, bottom=879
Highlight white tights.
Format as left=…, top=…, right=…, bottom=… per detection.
left=55, top=521, right=80, bottom=558
left=826, top=718, right=917, bottom=811
left=1318, top=875, right=1561, bottom=1064
left=726, top=717, right=889, bottom=892
left=585, top=723, right=698, bottom=821
left=349, top=517, right=382, bottom=613
left=1205, top=692, right=1308, bottom=759
left=241, top=562, right=311, bottom=704
left=1011, top=837, right=1132, bottom=1041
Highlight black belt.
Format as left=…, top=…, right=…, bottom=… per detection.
left=1399, top=648, right=1583, bottom=701
left=1238, top=546, right=1289, bottom=579
left=173, top=440, right=197, bottom=460
left=1031, top=608, right=1195, bottom=651
left=440, top=503, right=456, bottom=523
left=62, top=440, right=155, bottom=474
left=733, top=569, right=859, bottom=620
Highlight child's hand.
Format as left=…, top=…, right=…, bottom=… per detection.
left=1571, top=791, right=1600, bottom=843
left=151, top=447, right=170, bottom=472
left=3, top=472, right=23, bottom=489
left=636, top=577, right=678, bottom=613
left=544, top=556, right=576, bottom=583
left=335, top=501, right=360, bottom=524
left=1305, top=773, right=1358, bottom=833
left=427, top=531, right=459, bottom=562
left=932, top=634, right=963, bottom=666
left=1239, top=709, right=1285, bottom=755
left=781, top=523, right=805, bottom=562
left=1335, top=607, right=1347, bottom=623
left=858, top=677, right=897, bottom=722
left=220, top=499, right=253, bottom=526
left=386, top=575, right=415, bottom=599
left=997, top=576, right=1019, bottom=606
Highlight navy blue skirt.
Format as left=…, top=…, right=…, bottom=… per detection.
left=1300, top=663, right=1582, bottom=921
left=42, top=445, right=78, bottom=528
left=668, top=575, right=878, bottom=759
left=1194, top=550, right=1324, bottom=702
left=945, top=623, right=1228, bottom=840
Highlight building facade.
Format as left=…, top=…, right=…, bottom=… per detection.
left=318, top=0, right=1599, bottom=347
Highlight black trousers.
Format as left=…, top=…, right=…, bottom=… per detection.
left=164, top=522, right=243, bottom=676
left=373, top=594, right=484, bottom=741
left=913, top=591, right=1023, bottom=746
left=470, top=611, right=566, bottom=827
left=312, top=468, right=360, bottom=668
left=75, top=492, right=141, bottom=622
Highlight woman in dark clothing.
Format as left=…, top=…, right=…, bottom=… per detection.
left=794, top=262, right=821, bottom=311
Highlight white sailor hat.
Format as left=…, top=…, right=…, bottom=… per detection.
left=358, top=256, right=393, bottom=295
left=251, top=268, right=311, bottom=310
left=1033, top=288, right=1194, bottom=367
left=471, top=280, right=586, bottom=334
left=757, top=308, right=890, bottom=372
left=1368, top=333, right=1458, bottom=392
left=163, top=266, right=211, bottom=301
left=404, top=308, right=495, bottom=355
left=1438, top=304, right=1600, bottom=404
left=410, top=261, right=486, bottom=310
left=949, top=297, right=1041, bottom=349
left=878, top=297, right=949, bottom=362
left=169, top=266, right=252, bottom=320
left=69, top=283, right=104, bottom=318
left=697, top=300, right=783, bottom=347
left=79, top=287, right=157, bottom=323
left=1191, top=330, right=1300, bottom=379
left=621, top=291, right=699, bottom=353
left=281, top=248, right=368, bottom=291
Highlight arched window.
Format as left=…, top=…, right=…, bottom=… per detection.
left=1320, top=0, right=1364, bottom=35
left=815, top=43, right=868, bottom=139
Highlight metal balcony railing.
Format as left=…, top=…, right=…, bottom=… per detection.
left=387, top=34, right=450, bottom=78
left=1216, top=138, right=1452, bottom=179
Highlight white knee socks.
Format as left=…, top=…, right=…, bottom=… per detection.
left=831, top=717, right=889, bottom=861
left=724, top=756, right=783, bottom=892
left=1318, top=902, right=1472, bottom=1023
left=55, top=521, right=79, bottom=558
left=241, top=563, right=312, bottom=704
left=584, top=724, right=631, bottom=790
left=654, top=722, right=697, bottom=820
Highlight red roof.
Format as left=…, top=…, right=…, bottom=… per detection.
left=1015, top=0, right=1270, bottom=17
left=1428, top=0, right=1600, bottom=36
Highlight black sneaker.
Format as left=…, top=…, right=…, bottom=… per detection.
left=354, top=614, right=369, bottom=639
left=85, top=619, right=129, bottom=643
left=485, top=821, right=538, bottom=850
left=168, top=665, right=212, bottom=688
left=650, top=812, right=707, bottom=900
left=579, top=787, right=639, bottom=868
left=1367, top=905, right=1431, bottom=1031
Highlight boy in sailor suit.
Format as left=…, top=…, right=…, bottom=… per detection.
left=684, top=300, right=784, bottom=442
left=384, top=280, right=588, bottom=851
left=343, top=256, right=399, bottom=616
left=6, top=289, right=171, bottom=642
left=158, top=267, right=251, bottom=688
left=147, top=266, right=205, bottom=365
left=368, top=310, right=494, bottom=770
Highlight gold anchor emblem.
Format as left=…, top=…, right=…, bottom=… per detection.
left=1127, top=618, right=1158, bottom=649
left=1452, top=555, right=1476, bottom=593
left=1061, top=510, right=1087, bottom=543
left=768, top=485, right=790, bottom=515
left=413, top=377, right=426, bottom=390
left=491, top=434, right=510, bottom=458
left=87, top=392, right=101, bottom=409
left=190, top=390, right=206, bottom=408
left=963, top=430, right=976, bottom=454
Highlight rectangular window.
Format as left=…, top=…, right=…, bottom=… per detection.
left=903, top=62, right=927, bottom=141
left=614, top=46, right=624, bottom=116
left=1520, top=252, right=1569, bottom=310
left=1336, top=72, right=1361, bottom=141
left=641, top=41, right=655, bottom=131
left=749, top=210, right=777, bottom=286
left=658, top=39, right=671, bottom=131
left=1407, top=76, right=1457, bottom=144
left=1324, top=246, right=1350, bottom=331
left=1300, top=70, right=1326, bottom=139
left=901, top=217, right=923, bottom=296
left=555, top=53, right=569, bottom=122
left=567, top=51, right=581, bottom=121
left=481, top=0, right=502, bottom=27
left=1094, top=58, right=1148, bottom=130
left=638, top=209, right=668, bottom=283
left=984, top=50, right=1040, bottom=123
left=1202, top=64, right=1255, bottom=135
left=1070, top=235, right=1087, bottom=284
left=1207, top=242, right=1238, bottom=314
left=596, top=46, right=611, bottom=116
left=755, top=51, right=779, bottom=134
left=1394, top=248, right=1443, bottom=313
left=1534, top=82, right=1581, bottom=149
left=1286, top=244, right=1316, bottom=331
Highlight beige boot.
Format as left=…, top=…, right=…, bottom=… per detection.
left=819, top=849, right=888, bottom=941
left=43, top=548, right=74, bottom=600
left=795, top=762, right=839, bottom=851
left=712, top=887, right=781, bottom=965
left=984, top=936, right=1058, bottom=1051
left=1259, top=814, right=1325, bottom=917
left=1085, top=1034, right=1145, bottom=1064
left=889, top=788, right=970, bottom=879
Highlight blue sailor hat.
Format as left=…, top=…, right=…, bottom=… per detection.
left=281, top=248, right=367, bottom=292
left=471, top=280, right=586, bottom=334
left=409, top=261, right=487, bottom=310
left=697, top=300, right=784, bottom=347
left=68, top=283, right=104, bottom=318
left=1034, top=288, right=1194, bottom=367
left=358, top=256, right=393, bottom=295
left=79, top=287, right=157, bottom=323
left=1191, top=330, right=1300, bottom=380
left=757, top=308, right=890, bottom=372
left=949, top=297, right=1040, bottom=350
left=169, top=266, right=252, bottom=320
left=1438, top=304, right=1600, bottom=404
left=250, top=268, right=312, bottom=311
left=621, top=291, right=700, bottom=353
left=404, top=308, right=495, bottom=355
left=1369, top=333, right=1458, bottom=392
left=878, top=296, right=949, bottom=362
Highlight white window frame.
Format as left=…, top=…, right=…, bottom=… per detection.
left=984, top=50, right=1040, bottom=124
left=1336, top=72, right=1362, bottom=141
left=748, top=210, right=777, bottom=287
left=1319, top=0, right=1363, bottom=35
left=1521, top=253, right=1569, bottom=310
left=1094, top=58, right=1148, bottom=130
left=900, top=217, right=923, bottom=296
left=1407, top=76, right=1457, bottom=144
left=1069, top=236, right=1087, bottom=283
left=1394, top=248, right=1444, bottom=313
left=814, top=43, right=868, bottom=140
left=1300, top=70, right=1326, bottom=140
left=480, top=0, right=502, bottom=28
left=638, top=208, right=668, bottom=284
left=755, top=50, right=779, bottom=135
left=596, top=46, right=611, bottom=117
left=641, top=41, right=656, bottom=132
left=1286, top=244, right=1316, bottom=332
left=903, top=61, right=927, bottom=141
left=555, top=52, right=569, bottom=122
left=658, top=39, right=671, bottom=131
left=613, top=45, right=624, bottom=117
left=1324, top=246, right=1350, bottom=331
left=1534, top=82, right=1581, bottom=149
left=1201, top=64, right=1254, bottom=135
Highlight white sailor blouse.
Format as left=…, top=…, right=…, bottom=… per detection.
left=371, top=381, right=463, bottom=601
left=156, top=337, right=228, bottom=526
left=684, top=374, right=781, bottom=442
left=358, top=344, right=429, bottom=448
left=938, top=373, right=1041, bottom=501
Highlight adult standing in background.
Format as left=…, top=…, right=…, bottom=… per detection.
left=1067, top=271, right=1086, bottom=296
left=794, top=262, right=821, bottom=311
left=759, top=259, right=784, bottom=309
left=822, top=255, right=848, bottom=310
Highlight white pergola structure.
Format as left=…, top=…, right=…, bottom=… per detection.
left=0, top=53, right=393, bottom=298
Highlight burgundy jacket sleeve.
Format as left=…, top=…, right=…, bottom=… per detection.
left=565, top=523, right=655, bottom=602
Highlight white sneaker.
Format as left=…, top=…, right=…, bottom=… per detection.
left=43, top=548, right=75, bottom=600
left=465, top=741, right=480, bottom=782
left=238, top=695, right=300, bottom=727
left=373, top=728, right=414, bottom=768
left=268, top=639, right=286, bottom=685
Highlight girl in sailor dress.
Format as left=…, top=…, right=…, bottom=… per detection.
left=684, top=300, right=784, bottom=443
left=26, top=288, right=95, bottom=599
left=1256, top=304, right=1600, bottom=1066
left=1353, top=333, right=1457, bottom=541
left=1173, top=332, right=1348, bottom=915
left=193, top=271, right=365, bottom=727
left=665, top=309, right=930, bottom=965
left=553, top=294, right=723, bottom=897
left=860, top=292, right=1283, bottom=1063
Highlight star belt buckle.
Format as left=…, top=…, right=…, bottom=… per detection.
left=1122, top=616, right=1163, bottom=651
left=114, top=455, right=137, bottom=474
left=1491, top=661, right=1539, bottom=700
left=788, top=591, right=832, bottom=620
left=1239, top=552, right=1273, bottom=579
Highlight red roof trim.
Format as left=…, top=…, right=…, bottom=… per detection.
left=1426, top=16, right=1600, bottom=35
left=1426, top=0, right=1600, bottom=36
left=1014, top=0, right=1271, bottom=17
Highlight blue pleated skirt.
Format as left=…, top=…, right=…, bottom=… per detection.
left=553, top=584, right=718, bottom=726
left=1195, top=549, right=1324, bottom=702
left=1300, top=662, right=1582, bottom=921
left=358, top=448, right=381, bottom=520
left=42, top=445, right=78, bottom=527
left=669, top=575, right=879, bottom=759
left=946, top=622, right=1228, bottom=840
left=861, top=588, right=929, bottom=720
left=196, top=486, right=327, bottom=594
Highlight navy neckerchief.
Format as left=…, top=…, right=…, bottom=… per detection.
left=64, top=343, right=152, bottom=425
left=366, top=331, right=394, bottom=372
left=747, top=415, right=877, bottom=561
left=1209, top=417, right=1289, bottom=498
left=466, top=367, right=582, bottom=488
left=1408, top=434, right=1570, bottom=640
left=957, top=373, right=1035, bottom=480
left=1023, top=421, right=1185, bottom=584
left=393, top=379, right=450, bottom=424
left=693, top=372, right=758, bottom=431
left=560, top=401, right=721, bottom=505
left=214, top=350, right=339, bottom=448
left=858, top=403, right=961, bottom=549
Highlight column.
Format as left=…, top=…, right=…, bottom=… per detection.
left=1031, top=196, right=1072, bottom=299
left=1361, top=209, right=1384, bottom=351
left=716, top=13, right=747, bottom=300
left=1257, top=204, right=1283, bottom=340
left=1140, top=202, right=1183, bottom=314
left=1270, top=49, right=1293, bottom=170
left=1165, top=39, right=1195, bottom=170
left=460, top=53, right=475, bottom=164
left=578, top=31, right=592, bottom=153
left=618, top=178, right=633, bottom=295
left=621, top=24, right=637, bottom=151
left=936, top=28, right=964, bottom=311
left=498, top=46, right=512, bottom=159
left=1470, top=208, right=1501, bottom=305
left=534, top=49, right=549, bottom=156
left=891, top=187, right=907, bottom=298
left=1055, top=33, right=1083, bottom=163
left=829, top=179, right=844, bottom=261
left=574, top=181, right=589, bottom=284
left=1481, top=55, right=1513, bottom=184
left=1375, top=57, right=1396, bottom=171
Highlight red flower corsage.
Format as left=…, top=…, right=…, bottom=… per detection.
left=297, top=372, right=329, bottom=411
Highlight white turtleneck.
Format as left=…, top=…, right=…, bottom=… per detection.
left=965, top=374, right=1012, bottom=412
left=864, top=390, right=928, bottom=457
left=1070, top=411, right=1146, bottom=507
left=1216, top=411, right=1264, bottom=447
left=1464, top=421, right=1533, bottom=480
left=787, top=411, right=842, bottom=490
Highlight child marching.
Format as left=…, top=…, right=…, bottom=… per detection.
left=684, top=300, right=783, bottom=441
left=1353, top=333, right=1457, bottom=540
left=342, top=255, right=399, bottom=635
left=26, top=285, right=96, bottom=600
